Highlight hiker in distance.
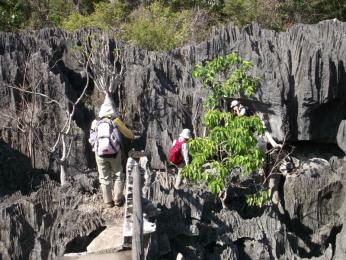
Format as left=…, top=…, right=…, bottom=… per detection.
left=169, top=128, right=192, bottom=189
left=230, top=99, right=282, bottom=149
left=89, top=95, right=134, bottom=208
left=230, top=99, right=284, bottom=210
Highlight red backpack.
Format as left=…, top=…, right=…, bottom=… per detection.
left=169, top=140, right=185, bottom=165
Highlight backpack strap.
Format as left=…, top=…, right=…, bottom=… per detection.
left=175, top=140, right=186, bottom=157
left=175, top=140, right=185, bottom=147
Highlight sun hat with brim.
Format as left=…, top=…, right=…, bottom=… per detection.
left=98, top=95, right=118, bottom=118
left=179, top=129, right=191, bottom=139
left=230, top=100, right=240, bottom=109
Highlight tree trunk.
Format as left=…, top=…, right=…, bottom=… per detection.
left=60, top=134, right=68, bottom=186
left=60, top=163, right=67, bottom=186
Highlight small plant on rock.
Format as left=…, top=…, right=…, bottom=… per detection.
left=246, top=189, right=269, bottom=207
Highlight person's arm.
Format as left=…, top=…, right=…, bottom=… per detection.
left=264, top=130, right=282, bottom=148
left=181, top=143, right=189, bottom=165
left=258, top=114, right=282, bottom=148
left=89, top=119, right=98, bottom=151
left=114, top=117, right=134, bottom=139
left=238, top=105, right=247, bottom=116
left=91, top=119, right=98, bottom=131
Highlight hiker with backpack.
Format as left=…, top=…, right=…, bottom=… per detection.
left=169, top=128, right=192, bottom=189
left=89, top=95, right=134, bottom=208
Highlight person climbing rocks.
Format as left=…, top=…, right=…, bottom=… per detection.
left=89, top=95, right=134, bottom=208
left=169, top=128, right=192, bottom=189
left=230, top=100, right=249, bottom=117
left=230, top=99, right=282, bottom=149
left=231, top=99, right=284, bottom=211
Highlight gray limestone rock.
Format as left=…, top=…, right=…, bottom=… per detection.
left=334, top=225, right=346, bottom=260
left=213, top=209, right=298, bottom=259
left=0, top=181, right=105, bottom=260
left=1, top=20, right=346, bottom=260
left=1, top=21, right=346, bottom=170
left=0, top=144, right=105, bottom=260
left=283, top=157, right=344, bottom=254
left=0, top=140, right=48, bottom=197
left=336, top=120, right=346, bottom=154
left=217, top=245, right=239, bottom=260
left=333, top=161, right=346, bottom=260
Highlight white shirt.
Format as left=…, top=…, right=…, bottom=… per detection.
left=238, top=104, right=247, bottom=116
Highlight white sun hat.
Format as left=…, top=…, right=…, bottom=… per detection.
left=179, top=129, right=191, bottom=139
left=230, top=100, right=240, bottom=108
left=98, top=95, right=118, bottom=118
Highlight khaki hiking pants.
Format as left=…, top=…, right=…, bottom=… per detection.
left=174, top=163, right=185, bottom=189
left=95, top=152, right=125, bottom=204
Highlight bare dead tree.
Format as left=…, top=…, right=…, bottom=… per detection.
left=77, top=31, right=125, bottom=97
left=1, top=47, right=92, bottom=186
left=50, top=66, right=90, bottom=186
left=1, top=31, right=125, bottom=186
left=71, top=31, right=127, bottom=120
left=0, top=51, right=63, bottom=168
left=262, top=131, right=293, bottom=185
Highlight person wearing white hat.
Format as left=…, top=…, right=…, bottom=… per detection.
left=230, top=99, right=282, bottom=149
left=89, top=95, right=134, bottom=208
left=169, top=128, right=192, bottom=189
left=230, top=99, right=284, bottom=209
left=230, top=99, right=248, bottom=116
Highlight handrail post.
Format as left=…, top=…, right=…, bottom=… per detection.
left=132, top=162, right=144, bottom=260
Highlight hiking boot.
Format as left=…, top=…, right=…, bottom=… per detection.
left=114, top=195, right=125, bottom=207
left=113, top=179, right=125, bottom=203
left=174, top=170, right=183, bottom=189
left=105, top=201, right=115, bottom=208
left=101, top=184, right=113, bottom=204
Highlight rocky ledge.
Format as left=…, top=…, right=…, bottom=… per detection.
left=146, top=151, right=346, bottom=259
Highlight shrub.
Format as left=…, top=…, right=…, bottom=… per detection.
left=186, top=8, right=220, bottom=44
left=61, top=1, right=130, bottom=31
left=161, top=0, right=224, bottom=11
left=184, top=53, right=264, bottom=194
left=123, top=1, right=192, bottom=51
left=222, top=0, right=346, bottom=30
left=47, top=0, right=75, bottom=27
left=0, top=0, right=31, bottom=31
left=0, top=0, right=105, bottom=30
left=280, top=0, right=346, bottom=26
left=222, top=0, right=284, bottom=30
left=223, top=0, right=257, bottom=26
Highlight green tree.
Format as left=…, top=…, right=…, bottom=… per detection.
left=47, top=0, right=76, bottom=26
left=61, top=1, right=130, bottom=31
left=0, top=0, right=106, bottom=31
left=183, top=53, right=264, bottom=194
left=123, top=1, right=192, bottom=50
left=223, top=0, right=257, bottom=26
left=222, top=0, right=284, bottom=30
left=0, top=0, right=31, bottom=31
left=162, top=0, right=224, bottom=11
left=280, top=0, right=346, bottom=26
